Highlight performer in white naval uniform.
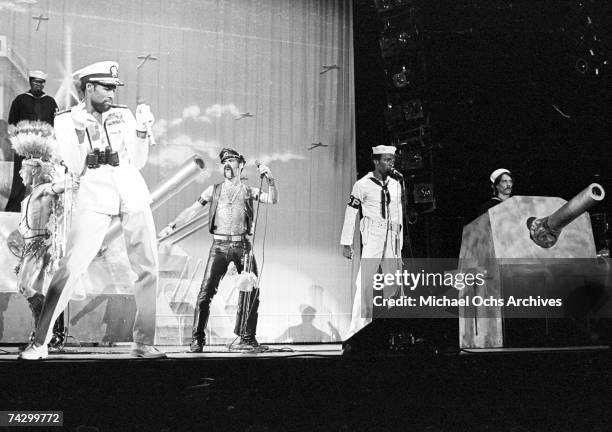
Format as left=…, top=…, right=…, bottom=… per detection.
left=340, top=145, right=403, bottom=338
left=20, top=61, right=165, bottom=360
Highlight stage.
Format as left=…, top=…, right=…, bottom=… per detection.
left=1, top=0, right=611, bottom=430
left=1, top=342, right=611, bottom=431
left=0, top=343, right=344, bottom=361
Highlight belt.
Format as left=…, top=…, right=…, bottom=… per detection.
left=213, top=234, right=247, bottom=241
left=366, top=218, right=402, bottom=233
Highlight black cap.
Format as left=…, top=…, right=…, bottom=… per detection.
left=219, top=148, right=245, bottom=164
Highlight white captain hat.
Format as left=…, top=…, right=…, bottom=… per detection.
left=372, top=145, right=397, bottom=155
left=77, top=61, right=124, bottom=86
left=490, top=168, right=511, bottom=183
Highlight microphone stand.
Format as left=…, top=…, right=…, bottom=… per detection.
left=232, top=174, right=265, bottom=351
left=398, top=174, right=414, bottom=259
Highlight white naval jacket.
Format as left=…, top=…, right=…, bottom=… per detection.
left=54, top=106, right=152, bottom=215
left=340, top=172, right=403, bottom=246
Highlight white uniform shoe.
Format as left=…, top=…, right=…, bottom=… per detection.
left=19, top=343, right=49, bottom=360
left=130, top=343, right=167, bottom=359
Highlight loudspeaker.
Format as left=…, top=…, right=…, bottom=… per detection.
left=342, top=318, right=457, bottom=355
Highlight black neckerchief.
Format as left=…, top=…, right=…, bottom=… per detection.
left=369, top=176, right=390, bottom=219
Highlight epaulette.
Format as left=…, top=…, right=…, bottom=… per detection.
left=54, top=108, right=71, bottom=116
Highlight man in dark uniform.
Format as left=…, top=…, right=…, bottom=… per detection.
left=478, top=168, right=514, bottom=216
left=6, top=70, right=58, bottom=212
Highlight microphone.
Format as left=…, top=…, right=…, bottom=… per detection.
left=131, top=103, right=157, bottom=146
left=145, top=122, right=157, bottom=146
left=391, top=169, right=403, bottom=178
left=59, top=160, right=68, bottom=173
left=255, top=160, right=267, bottom=178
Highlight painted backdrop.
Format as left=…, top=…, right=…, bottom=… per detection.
left=0, top=0, right=356, bottom=343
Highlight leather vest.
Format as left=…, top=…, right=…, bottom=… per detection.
left=208, top=182, right=254, bottom=235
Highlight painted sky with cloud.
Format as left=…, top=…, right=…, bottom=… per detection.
left=148, top=102, right=306, bottom=178
left=0, top=0, right=37, bottom=13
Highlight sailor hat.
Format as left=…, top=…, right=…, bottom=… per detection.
left=372, top=145, right=397, bottom=155
left=490, top=168, right=511, bottom=183
left=28, top=70, right=47, bottom=81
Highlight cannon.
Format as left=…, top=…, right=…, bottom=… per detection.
left=527, top=184, right=605, bottom=248
left=458, top=185, right=607, bottom=348
left=104, top=154, right=206, bottom=244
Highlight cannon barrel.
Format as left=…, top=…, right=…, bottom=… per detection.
left=105, top=154, right=206, bottom=243
left=527, top=183, right=605, bottom=248
left=548, top=183, right=605, bottom=231
left=157, top=211, right=208, bottom=244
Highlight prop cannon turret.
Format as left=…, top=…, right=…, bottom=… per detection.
left=457, top=185, right=607, bottom=348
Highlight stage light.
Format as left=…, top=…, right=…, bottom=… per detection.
left=576, top=58, right=588, bottom=74
left=401, top=99, right=423, bottom=120
left=392, top=66, right=412, bottom=88
left=384, top=100, right=424, bottom=129
left=374, top=0, right=413, bottom=13
left=380, top=32, right=417, bottom=59
left=413, top=183, right=434, bottom=203
left=405, top=149, right=423, bottom=170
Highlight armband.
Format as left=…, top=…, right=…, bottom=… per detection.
left=347, top=194, right=361, bottom=209
left=197, top=197, right=208, bottom=206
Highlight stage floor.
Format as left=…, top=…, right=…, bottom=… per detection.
left=0, top=343, right=344, bottom=361
left=1, top=342, right=611, bottom=431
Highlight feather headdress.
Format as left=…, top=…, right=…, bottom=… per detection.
left=8, top=120, right=59, bottom=163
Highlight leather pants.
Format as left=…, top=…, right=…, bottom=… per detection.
left=192, top=239, right=259, bottom=343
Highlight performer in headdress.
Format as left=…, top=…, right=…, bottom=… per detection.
left=8, top=120, right=66, bottom=350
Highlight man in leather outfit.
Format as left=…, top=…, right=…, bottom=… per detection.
left=159, top=148, right=278, bottom=351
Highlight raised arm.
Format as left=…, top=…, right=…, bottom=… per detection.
left=123, top=106, right=151, bottom=170
left=158, top=185, right=213, bottom=238
left=252, top=163, right=278, bottom=204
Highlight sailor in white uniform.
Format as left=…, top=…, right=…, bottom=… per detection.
left=341, top=145, right=404, bottom=338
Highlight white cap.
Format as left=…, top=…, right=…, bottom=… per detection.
left=28, top=70, right=47, bottom=80
left=78, top=61, right=124, bottom=86
left=372, top=145, right=397, bottom=155
left=490, top=168, right=511, bottom=183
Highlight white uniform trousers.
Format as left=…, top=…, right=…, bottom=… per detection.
left=34, top=207, right=159, bottom=346
left=347, top=223, right=402, bottom=339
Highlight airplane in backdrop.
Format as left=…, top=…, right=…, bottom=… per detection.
left=320, top=65, right=340, bottom=74
left=307, top=142, right=329, bottom=150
